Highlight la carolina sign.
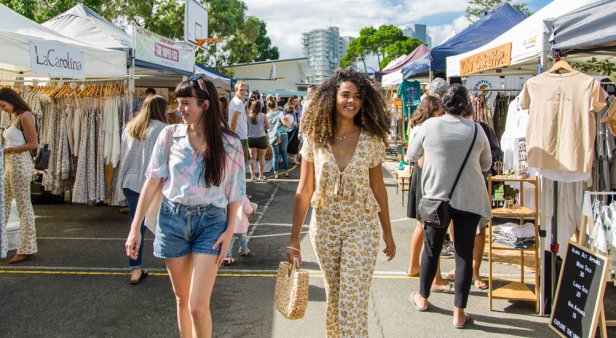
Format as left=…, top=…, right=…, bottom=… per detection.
left=29, top=41, right=85, bottom=79
left=460, top=43, right=512, bottom=76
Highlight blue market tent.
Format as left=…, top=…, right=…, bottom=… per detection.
left=195, top=63, right=234, bottom=94
left=402, top=3, right=527, bottom=79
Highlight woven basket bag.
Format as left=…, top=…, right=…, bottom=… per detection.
left=274, top=258, right=309, bottom=319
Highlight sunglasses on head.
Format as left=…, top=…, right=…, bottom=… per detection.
left=188, top=74, right=210, bottom=98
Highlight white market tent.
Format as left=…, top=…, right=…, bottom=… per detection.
left=0, top=4, right=126, bottom=80
left=42, top=4, right=191, bottom=88
left=446, top=0, right=598, bottom=77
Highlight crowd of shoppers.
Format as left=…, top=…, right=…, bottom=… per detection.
left=0, top=67, right=497, bottom=335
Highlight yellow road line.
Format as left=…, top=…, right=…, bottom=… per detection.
left=0, top=269, right=413, bottom=279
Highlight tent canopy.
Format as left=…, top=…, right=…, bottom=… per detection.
left=43, top=3, right=194, bottom=76
left=446, top=0, right=597, bottom=77
left=195, top=63, right=233, bottom=94
left=0, top=4, right=126, bottom=80
left=551, top=0, right=616, bottom=56
left=403, top=3, right=526, bottom=79
left=380, top=45, right=430, bottom=87
left=42, top=3, right=131, bottom=51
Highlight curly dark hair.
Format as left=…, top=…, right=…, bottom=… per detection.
left=301, top=67, right=389, bottom=147
left=441, top=84, right=472, bottom=116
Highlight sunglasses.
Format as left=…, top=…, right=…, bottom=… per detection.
left=188, top=74, right=211, bottom=98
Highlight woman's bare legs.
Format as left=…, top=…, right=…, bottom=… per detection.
left=257, top=148, right=266, bottom=179
left=165, top=254, right=220, bottom=338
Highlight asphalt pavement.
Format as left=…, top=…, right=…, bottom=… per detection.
left=1, top=162, right=614, bottom=337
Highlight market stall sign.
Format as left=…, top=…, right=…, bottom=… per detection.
left=460, top=43, right=512, bottom=76
left=29, top=41, right=85, bottom=80
left=549, top=242, right=609, bottom=338
left=133, top=25, right=195, bottom=73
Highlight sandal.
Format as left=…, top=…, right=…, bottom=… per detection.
left=240, top=249, right=251, bottom=257
left=473, top=279, right=488, bottom=290
left=223, top=257, right=235, bottom=265
left=409, top=291, right=429, bottom=312
left=445, top=271, right=455, bottom=282
left=431, top=283, right=454, bottom=294
left=284, top=172, right=289, bottom=177
left=454, top=313, right=473, bottom=329
left=130, top=270, right=149, bottom=285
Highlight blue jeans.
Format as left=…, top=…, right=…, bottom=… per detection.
left=226, top=234, right=249, bottom=257
left=272, top=133, right=289, bottom=173
left=123, top=188, right=146, bottom=270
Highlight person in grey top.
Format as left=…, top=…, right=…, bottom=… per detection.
left=118, top=95, right=168, bottom=284
left=408, top=84, right=492, bottom=328
left=247, top=100, right=271, bottom=182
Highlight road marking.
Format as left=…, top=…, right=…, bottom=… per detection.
left=250, top=230, right=309, bottom=239
left=37, top=237, right=154, bottom=241
left=0, top=268, right=537, bottom=280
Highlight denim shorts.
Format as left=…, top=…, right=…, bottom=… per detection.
left=153, top=197, right=228, bottom=259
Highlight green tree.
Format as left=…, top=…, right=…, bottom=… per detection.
left=1, top=0, right=107, bottom=22
left=340, top=25, right=420, bottom=71
left=380, top=37, right=423, bottom=70
left=466, top=0, right=530, bottom=23
left=2, top=0, right=279, bottom=75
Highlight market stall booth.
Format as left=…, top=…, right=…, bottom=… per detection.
left=444, top=0, right=615, bottom=321
left=377, top=44, right=430, bottom=87
left=0, top=4, right=129, bottom=255
left=402, top=3, right=526, bottom=81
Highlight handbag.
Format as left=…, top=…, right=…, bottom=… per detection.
left=18, top=113, right=50, bottom=170
left=265, top=144, right=273, bottom=161
left=274, top=257, right=309, bottom=319
left=32, top=144, right=50, bottom=170
left=418, top=124, right=478, bottom=229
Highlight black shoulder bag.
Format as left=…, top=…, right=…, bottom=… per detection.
left=19, top=113, right=50, bottom=171
left=417, top=123, right=478, bottom=229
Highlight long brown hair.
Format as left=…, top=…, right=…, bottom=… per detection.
left=0, top=88, right=32, bottom=115
left=410, top=96, right=441, bottom=128
left=175, top=76, right=237, bottom=188
left=249, top=100, right=262, bottom=124
left=125, top=95, right=168, bottom=141
left=301, top=67, right=389, bottom=147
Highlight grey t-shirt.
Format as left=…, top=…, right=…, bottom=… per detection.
left=247, top=113, right=266, bottom=138
left=408, top=114, right=493, bottom=218
left=119, top=120, right=166, bottom=193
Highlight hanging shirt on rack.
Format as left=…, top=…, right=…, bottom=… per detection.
left=397, top=79, right=421, bottom=117
left=521, top=71, right=606, bottom=182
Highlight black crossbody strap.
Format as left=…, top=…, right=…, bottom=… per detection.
left=448, top=123, right=478, bottom=199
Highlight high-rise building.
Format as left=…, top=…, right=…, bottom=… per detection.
left=302, top=27, right=349, bottom=84
left=402, top=24, right=431, bottom=47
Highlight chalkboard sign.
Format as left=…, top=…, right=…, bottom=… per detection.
left=549, top=242, right=609, bottom=338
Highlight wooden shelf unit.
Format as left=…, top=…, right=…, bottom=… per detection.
left=487, top=175, right=540, bottom=313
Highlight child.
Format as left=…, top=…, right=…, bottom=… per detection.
left=224, top=196, right=257, bottom=265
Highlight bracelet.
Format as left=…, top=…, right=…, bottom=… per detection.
left=286, top=246, right=301, bottom=252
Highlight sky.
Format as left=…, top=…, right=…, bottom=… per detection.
left=244, top=0, right=552, bottom=60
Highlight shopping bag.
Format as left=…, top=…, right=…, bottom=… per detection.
left=274, top=257, right=309, bottom=319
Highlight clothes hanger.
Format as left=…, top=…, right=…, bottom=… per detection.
left=546, top=59, right=575, bottom=73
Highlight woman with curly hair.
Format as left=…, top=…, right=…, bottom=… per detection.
left=286, top=67, right=396, bottom=337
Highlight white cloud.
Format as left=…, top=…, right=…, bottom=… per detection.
left=429, top=15, right=471, bottom=46
left=244, top=0, right=473, bottom=59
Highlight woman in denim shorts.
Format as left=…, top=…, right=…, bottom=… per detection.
left=125, top=76, right=246, bottom=337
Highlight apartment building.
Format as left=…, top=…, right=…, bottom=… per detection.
left=302, top=27, right=351, bottom=84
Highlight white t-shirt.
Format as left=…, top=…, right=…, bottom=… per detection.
left=229, top=96, right=248, bottom=140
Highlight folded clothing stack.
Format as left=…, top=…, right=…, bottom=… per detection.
left=492, top=222, right=535, bottom=248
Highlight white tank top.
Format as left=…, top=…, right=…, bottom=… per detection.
left=3, top=114, right=30, bottom=147
left=3, top=125, right=26, bottom=147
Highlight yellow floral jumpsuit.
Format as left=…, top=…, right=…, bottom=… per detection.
left=300, top=131, right=385, bottom=337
